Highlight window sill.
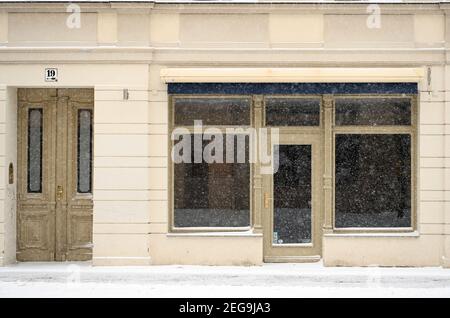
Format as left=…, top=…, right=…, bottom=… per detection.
left=166, top=230, right=262, bottom=238
left=324, top=231, right=419, bottom=238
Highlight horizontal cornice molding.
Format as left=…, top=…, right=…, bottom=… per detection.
left=0, top=2, right=445, bottom=14
left=0, top=46, right=447, bottom=53
left=160, top=67, right=426, bottom=83
left=0, top=46, right=447, bottom=64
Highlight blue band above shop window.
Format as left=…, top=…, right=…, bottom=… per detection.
left=168, top=82, right=418, bottom=95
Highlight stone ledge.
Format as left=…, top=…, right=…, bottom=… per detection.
left=161, top=67, right=425, bottom=83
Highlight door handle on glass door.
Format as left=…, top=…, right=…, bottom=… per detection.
left=264, top=192, right=271, bottom=208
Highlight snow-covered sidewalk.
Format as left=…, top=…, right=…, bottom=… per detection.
left=0, top=262, right=449, bottom=298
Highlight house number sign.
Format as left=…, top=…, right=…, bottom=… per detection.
left=45, top=68, right=58, bottom=82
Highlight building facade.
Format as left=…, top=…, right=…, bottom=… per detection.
left=0, top=0, right=449, bottom=267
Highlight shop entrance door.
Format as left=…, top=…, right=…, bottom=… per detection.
left=262, top=133, right=323, bottom=262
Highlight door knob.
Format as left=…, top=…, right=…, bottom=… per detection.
left=56, top=185, right=63, bottom=201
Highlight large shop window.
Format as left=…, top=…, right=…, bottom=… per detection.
left=334, top=97, right=415, bottom=229
left=171, top=97, right=252, bottom=229
left=168, top=83, right=417, bottom=233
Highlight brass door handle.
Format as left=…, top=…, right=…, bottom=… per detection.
left=56, top=185, right=63, bottom=201
left=264, top=192, right=271, bottom=209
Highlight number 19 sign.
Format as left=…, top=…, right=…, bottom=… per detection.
left=45, top=68, right=58, bottom=82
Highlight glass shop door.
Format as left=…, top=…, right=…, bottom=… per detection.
left=262, top=134, right=322, bottom=262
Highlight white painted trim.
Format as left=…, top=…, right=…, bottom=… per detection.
left=264, top=255, right=321, bottom=263
left=324, top=231, right=420, bottom=238
left=166, top=231, right=263, bottom=238
left=160, top=67, right=425, bottom=83
left=93, top=256, right=152, bottom=260
left=92, top=256, right=152, bottom=266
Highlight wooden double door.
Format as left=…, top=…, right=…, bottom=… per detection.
left=17, top=88, right=93, bottom=261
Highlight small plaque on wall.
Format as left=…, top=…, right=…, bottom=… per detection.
left=45, top=68, right=58, bottom=82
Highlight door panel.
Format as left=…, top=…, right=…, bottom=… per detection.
left=17, top=89, right=57, bottom=261
left=65, top=90, right=94, bottom=261
left=273, top=144, right=312, bottom=245
left=17, top=88, right=93, bottom=261
left=263, top=134, right=322, bottom=262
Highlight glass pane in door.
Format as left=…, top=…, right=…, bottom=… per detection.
left=273, top=145, right=312, bottom=244
left=77, top=109, right=93, bottom=193
left=27, top=108, right=43, bottom=193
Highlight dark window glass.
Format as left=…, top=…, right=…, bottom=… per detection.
left=335, top=134, right=411, bottom=228
left=174, top=98, right=251, bottom=126
left=273, top=145, right=312, bottom=244
left=174, top=134, right=250, bottom=227
left=77, top=109, right=93, bottom=193
left=335, top=98, right=411, bottom=126
left=27, top=108, right=43, bottom=193
left=265, top=98, right=320, bottom=126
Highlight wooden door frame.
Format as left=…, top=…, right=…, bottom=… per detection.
left=16, top=88, right=94, bottom=262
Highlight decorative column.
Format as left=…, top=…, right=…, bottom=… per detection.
left=252, top=95, right=263, bottom=234
left=323, top=95, right=334, bottom=234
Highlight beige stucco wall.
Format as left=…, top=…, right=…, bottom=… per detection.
left=444, top=65, right=450, bottom=268
left=0, top=86, right=5, bottom=266
left=0, top=64, right=151, bottom=265
left=0, top=2, right=449, bottom=267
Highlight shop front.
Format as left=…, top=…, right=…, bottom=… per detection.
left=0, top=1, right=449, bottom=267
left=164, top=78, right=420, bottom=265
